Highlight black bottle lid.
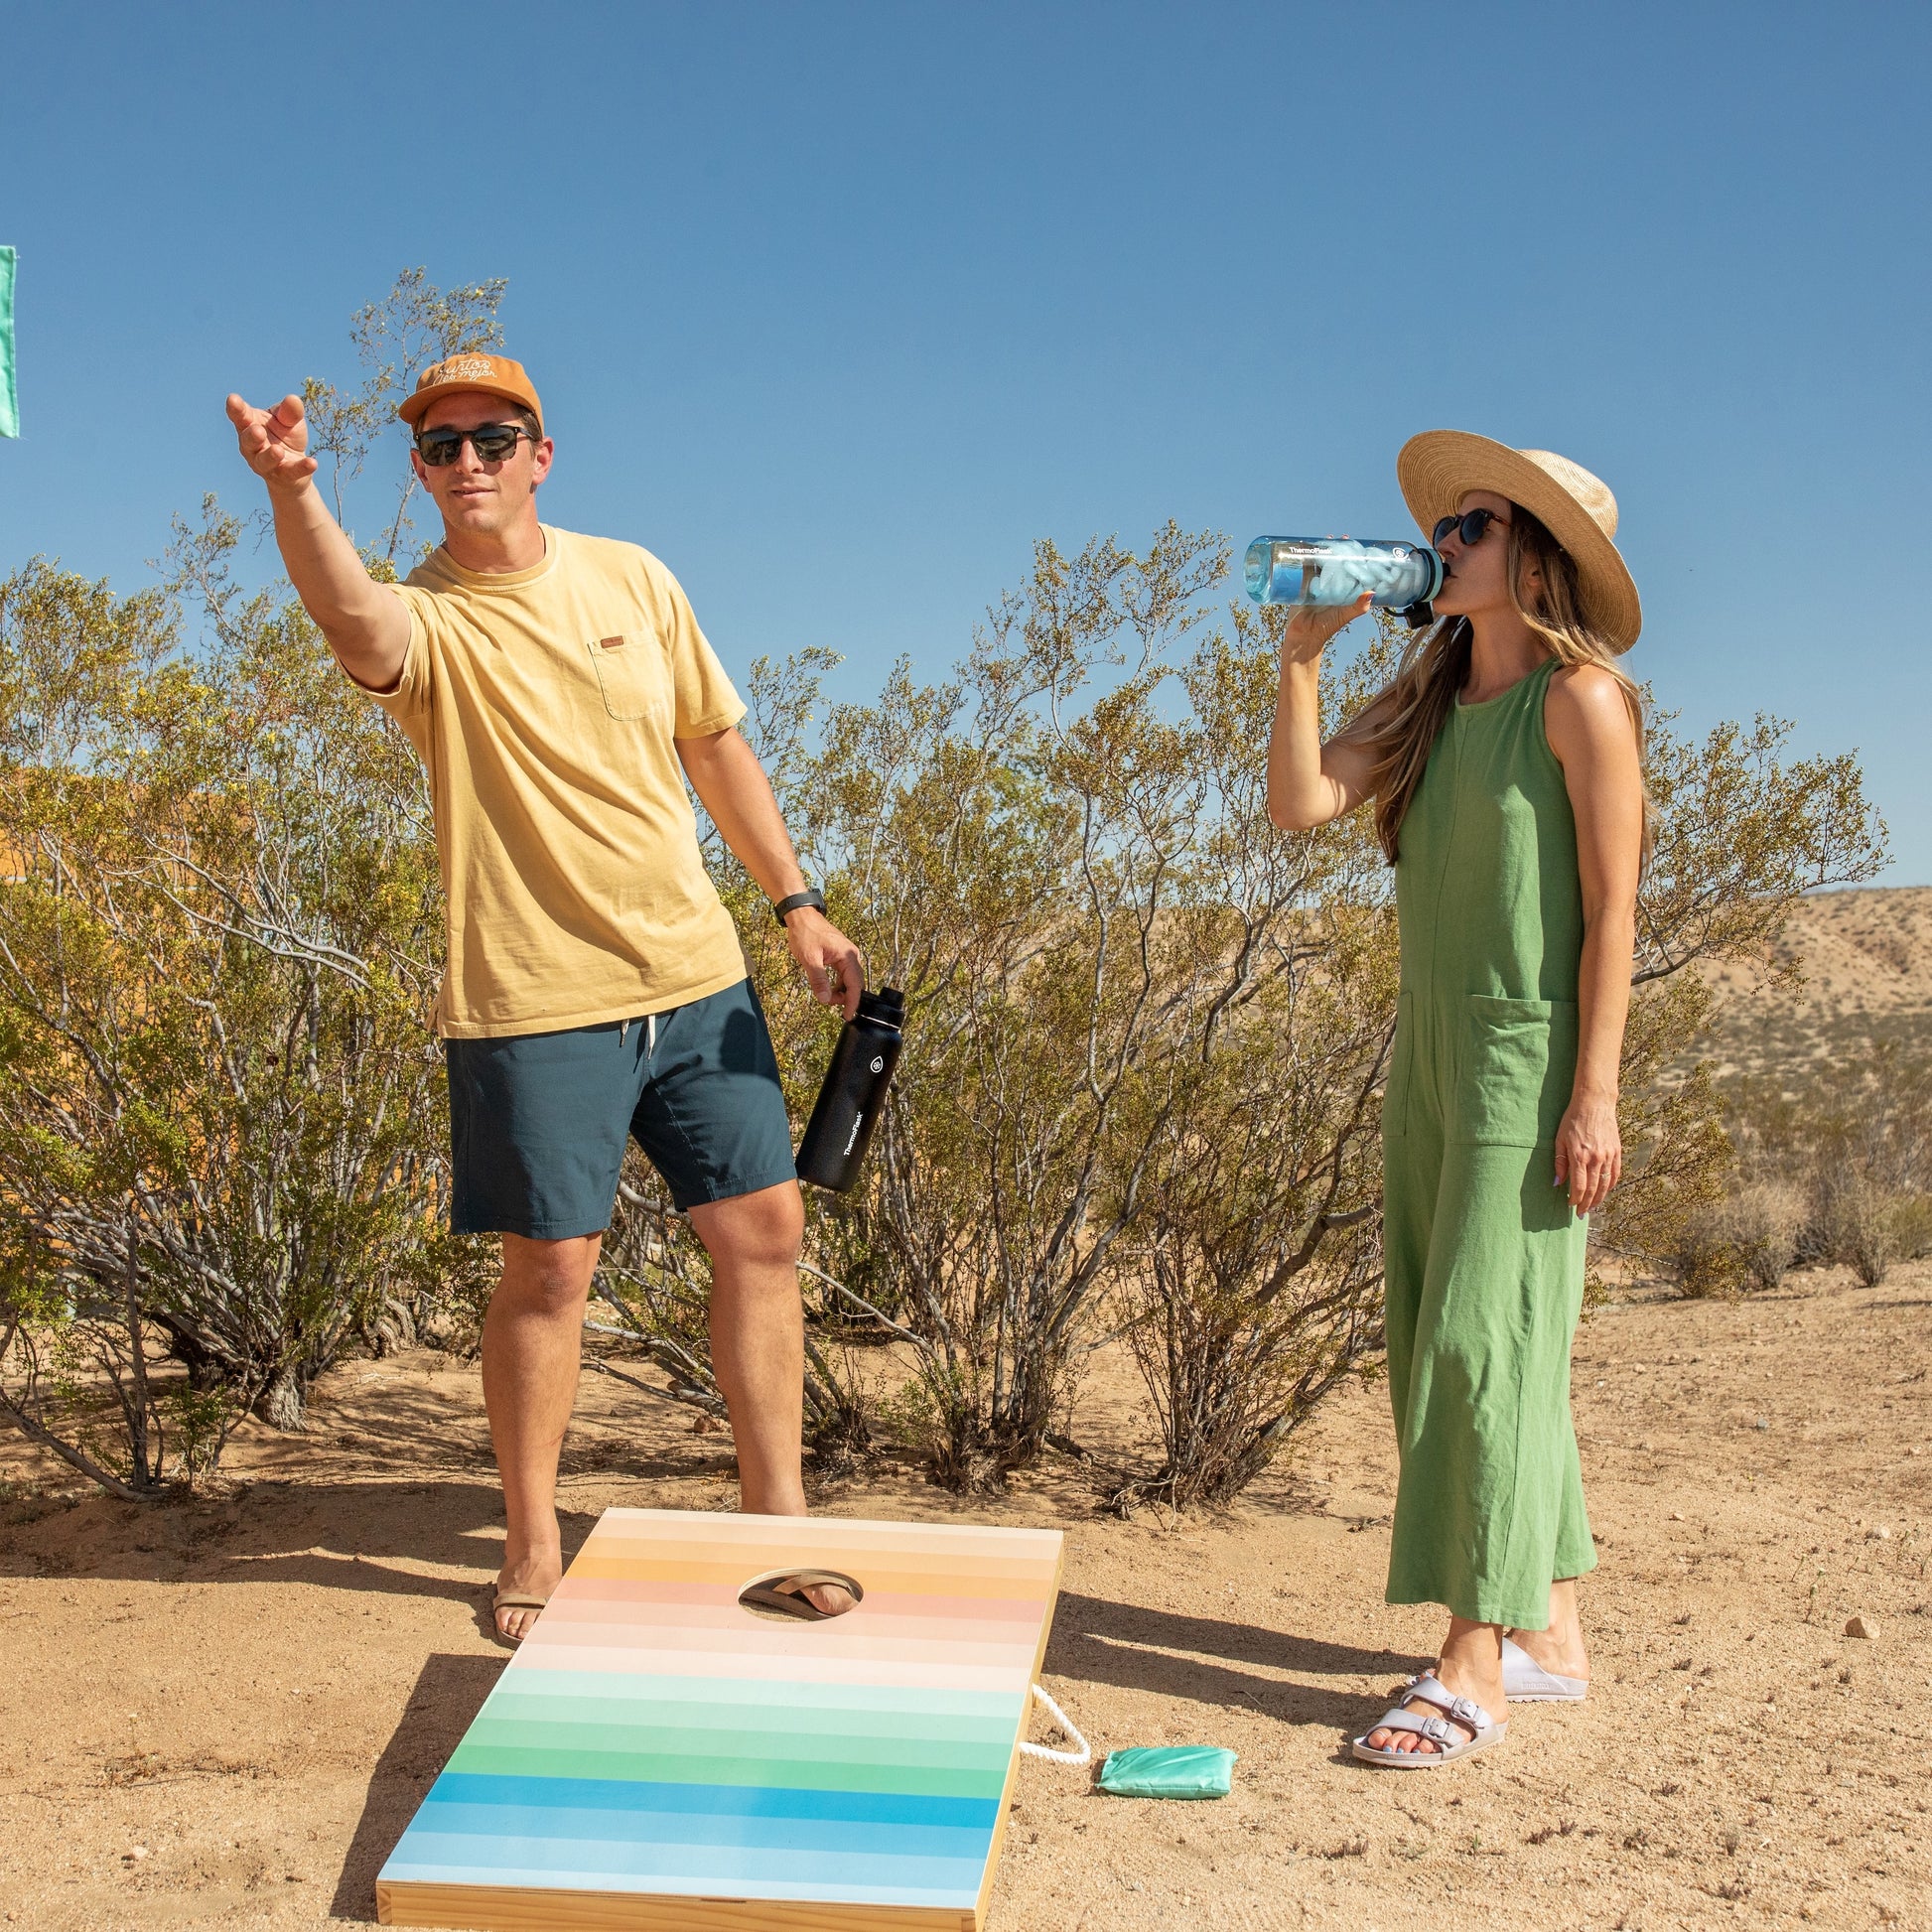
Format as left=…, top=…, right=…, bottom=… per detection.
left=857, top=985, right=905, bottom=1028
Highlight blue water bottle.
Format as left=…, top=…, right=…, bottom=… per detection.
left=1245, top=536, right=1443, bottom=623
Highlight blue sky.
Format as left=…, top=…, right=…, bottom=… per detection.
left=3, top=1, right=1927, bottom=880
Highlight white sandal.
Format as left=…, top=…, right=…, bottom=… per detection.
left=1351, top=1674, right=1507, bottom=1768
left=1501, top=1634, right=1588, bottom=1703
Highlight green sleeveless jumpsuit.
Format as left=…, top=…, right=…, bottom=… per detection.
left=1381, top=654, right=1595, bottom=1631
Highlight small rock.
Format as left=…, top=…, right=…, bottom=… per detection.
left=1670, top=1511, right=1685, bottom=1522
left=125, top=1846, right=149, bottom=1862
left=1753, top=1417, right=1770, bottom=1431
left=1844, top=1615, right=1876, bottom=1640
left=1866, top=1526, right=1890, bottom=1541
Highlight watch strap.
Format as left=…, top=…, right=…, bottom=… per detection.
left=771, top=888, right=827, bottom=926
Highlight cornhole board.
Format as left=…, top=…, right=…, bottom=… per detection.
left=376, top=1508, right=1065, bottom=1931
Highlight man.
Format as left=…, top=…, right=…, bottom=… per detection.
left=226, top=353, right=862, bottom=1640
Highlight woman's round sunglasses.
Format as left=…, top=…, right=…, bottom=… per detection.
left=1433, top=507, right=1512, bottom=548
left=414, top=424, right=539, bottom=467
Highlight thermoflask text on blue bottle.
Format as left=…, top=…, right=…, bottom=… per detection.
left=795, top=986, right=905, bottom=1192
left=1244, top=536, right=1445, bottom=619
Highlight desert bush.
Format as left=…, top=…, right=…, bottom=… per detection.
left=707, top=561, right=1886, bottom=1494
left=0, top=271, right=502, bottom=1488
left=1113, top=981, right=1391, bottom=1508
left=1819, top=1172, right=1897, bottom=1287
left=1101, top=607, right=1397, bottom=1508
left=1669, top=1213, right=1746, bottom=1301
left=711, top=536, right=1407, bottom=1496
left=1589, top=713, right=1887, bottom=1285
left=1805, top=1163, right=1929, bottom=1288
left=1725, top=1039, right=1931, bottom=1289
left=1891, top=1193, right=1932, bottom=1262
left=1730, top=1181, right=1806, bottom=1291
left=0, top=526, right=452, bottom=1444
left=1671, top=1180, right=1804, bottom=1299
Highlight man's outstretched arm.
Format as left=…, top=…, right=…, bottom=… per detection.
left=225, top=392, right=410, bottom=692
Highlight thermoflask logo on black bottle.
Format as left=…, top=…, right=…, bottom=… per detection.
left=796, top=987, right=905, bottom=1192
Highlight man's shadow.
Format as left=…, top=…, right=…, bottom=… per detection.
left=0, top=1475, right=603, bottom=1617
left=332, top=1651, right=503, bottom=1923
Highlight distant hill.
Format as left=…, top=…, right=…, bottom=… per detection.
left=1697, top=886, right=1932, bottom=1091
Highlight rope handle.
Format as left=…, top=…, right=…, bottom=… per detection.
left=1017, top=1683, right=1090, bottom=1766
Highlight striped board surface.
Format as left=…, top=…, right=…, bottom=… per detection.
left=377, top=1508, right=1065, bottom=1931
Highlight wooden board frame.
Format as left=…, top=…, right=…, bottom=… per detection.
left=377, top=1509, right=1064, bottom=1931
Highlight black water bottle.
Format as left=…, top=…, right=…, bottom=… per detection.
left=795, top=987, right=904, bottom=1191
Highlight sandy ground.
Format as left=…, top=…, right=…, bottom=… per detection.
left=1, top=1258, right=1926, bottom=1932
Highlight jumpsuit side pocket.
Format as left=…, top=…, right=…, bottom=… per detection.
left=1455, top=995, right=1579, bottom=1148
left=1382, top=991, right=1414, bottom=1141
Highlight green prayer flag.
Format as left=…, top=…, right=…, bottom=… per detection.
left=0, top=246, right=16, bottom=438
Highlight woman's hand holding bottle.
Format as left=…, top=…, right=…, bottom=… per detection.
left=1267, top=590, right=1384, bottom=832
left=1279, top=591, right=1374, bottom=667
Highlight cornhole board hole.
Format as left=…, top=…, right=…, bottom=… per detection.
left=376, top=1508, right=1065, bottom=1931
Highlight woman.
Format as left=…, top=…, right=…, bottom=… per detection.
left=1267, top=435, right=1647, bottom=1767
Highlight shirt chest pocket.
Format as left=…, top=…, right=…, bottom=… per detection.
left=587, top=632, right=669, bottom=723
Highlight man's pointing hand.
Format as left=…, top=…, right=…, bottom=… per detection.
left=225, top=392, right=318, bottom=492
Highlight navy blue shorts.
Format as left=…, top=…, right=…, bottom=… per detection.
left=445, top=978, right=797, bottom=1238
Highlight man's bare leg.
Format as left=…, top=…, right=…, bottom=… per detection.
left=689, top=1180, right=853, bottom=1613
left=689, top=1180, right=809, bottom=1515
left=481, top=1231, right=601, bottom=1641
left=482, top=1186, right=834, bottom=1641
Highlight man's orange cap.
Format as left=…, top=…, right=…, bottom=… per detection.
left=397, top=352, right=544, bottom=432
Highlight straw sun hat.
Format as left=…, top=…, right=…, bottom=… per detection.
left=1397, top=432, right=1642, bottom=652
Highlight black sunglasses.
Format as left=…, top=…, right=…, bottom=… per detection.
left=415, top=423, right=539, bottom=467
left=1432, top=507, right=1510, bottom=548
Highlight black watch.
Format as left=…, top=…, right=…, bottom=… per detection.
left=771, top=888, right=826, bottom=926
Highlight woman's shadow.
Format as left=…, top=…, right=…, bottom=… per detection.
left=1047, top=1590, right=1421, bottom=1731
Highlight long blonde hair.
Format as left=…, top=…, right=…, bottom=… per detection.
left=1363, top=505, right=1651, bottom=866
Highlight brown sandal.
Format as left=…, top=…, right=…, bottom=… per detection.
left=738, top=1570, right=859, bottom=1622
left=491, top=1591, right=548, bottom=1646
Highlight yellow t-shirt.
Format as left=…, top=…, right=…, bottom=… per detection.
left=371, top=525, right=749, bottom=1037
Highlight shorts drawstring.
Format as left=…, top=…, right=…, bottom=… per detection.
left=620, top=1015, right=657, bottom=1054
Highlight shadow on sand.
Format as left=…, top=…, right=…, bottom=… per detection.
left=0, top=1475, right=601, bottom=1615
left=330, top=1650, right=504, bottom=1922
left=1046, top=1589, right=1421, bottom=1732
